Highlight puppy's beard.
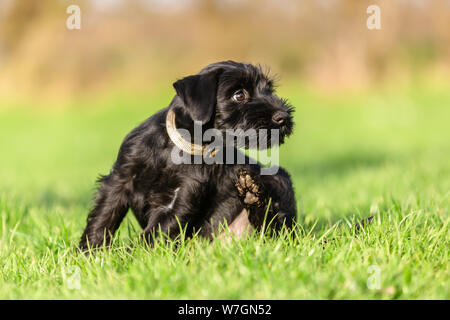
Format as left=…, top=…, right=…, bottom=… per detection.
left=222, top=129, right=285, bottom=150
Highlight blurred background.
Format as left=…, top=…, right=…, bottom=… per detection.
left=1, top=0, right=449, bottom=98
left=0, top=0, right=449, bottom=222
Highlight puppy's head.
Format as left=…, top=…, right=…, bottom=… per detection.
left=173, top=61, right=294, bottom=148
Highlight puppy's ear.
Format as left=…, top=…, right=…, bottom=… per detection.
left=173, top=69, right=222, bottom=124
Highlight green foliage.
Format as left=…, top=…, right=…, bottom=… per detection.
left=0, top=86, right=448, bottom=299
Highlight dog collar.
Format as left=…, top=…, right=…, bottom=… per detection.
left=166, top=109, right=217, bottom=157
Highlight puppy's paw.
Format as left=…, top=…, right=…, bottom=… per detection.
left=235, top=170, right=264, bottom=206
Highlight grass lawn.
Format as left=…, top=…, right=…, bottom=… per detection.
left=0, top=84, right=448, bottom=299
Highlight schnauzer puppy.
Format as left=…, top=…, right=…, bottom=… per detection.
left=79, top=61, right=297, bottom=250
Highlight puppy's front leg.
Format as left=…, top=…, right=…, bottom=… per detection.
left=236, top=166, right=296, bottom=231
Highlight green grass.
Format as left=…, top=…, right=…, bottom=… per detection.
left=0, top=85, right=448, bottom=299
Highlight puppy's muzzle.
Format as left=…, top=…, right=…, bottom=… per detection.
left=272, top=111, right=290, bottom=126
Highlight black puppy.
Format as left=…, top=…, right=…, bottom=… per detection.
left=79, top=61, right=297, bottom=250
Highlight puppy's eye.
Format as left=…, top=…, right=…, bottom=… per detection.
left=232, top=90, right=247, bottom=103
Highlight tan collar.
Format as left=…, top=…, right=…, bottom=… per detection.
left=166, top=109, right=217, bottom=157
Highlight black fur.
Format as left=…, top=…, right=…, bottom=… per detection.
left=79, top=61, right=297, bottom=250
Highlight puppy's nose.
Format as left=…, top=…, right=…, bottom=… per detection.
left=272, top=111, right=289, bottom=126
